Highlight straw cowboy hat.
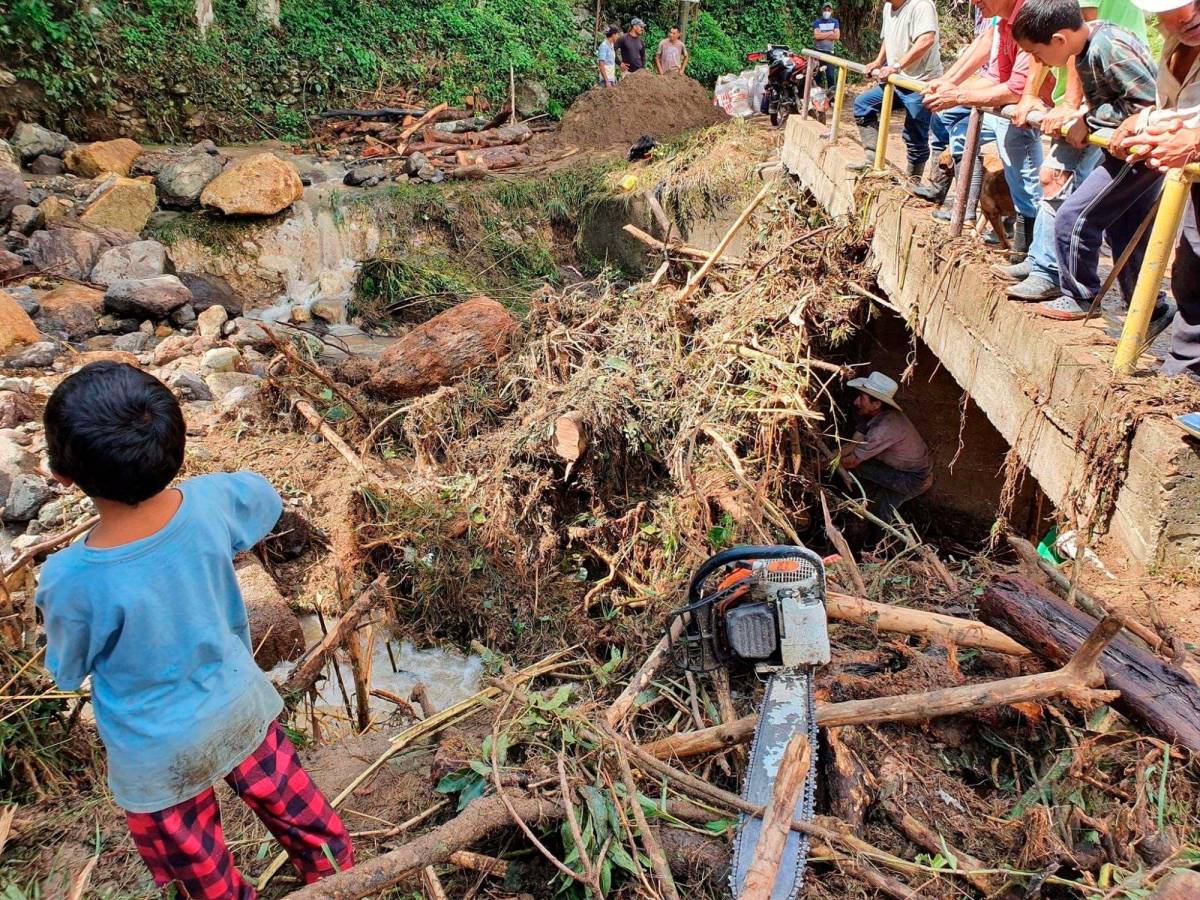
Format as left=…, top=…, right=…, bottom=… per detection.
left=847, top=371, right=903, bottom=410
left=1131, top=0, right=1188, bottom=12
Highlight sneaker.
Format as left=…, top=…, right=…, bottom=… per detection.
left=1007, top=274, right=1060, bottom=301
left=932, top=207, right=976, bottom=224
left=1102, top=299, right=1178, bottom=344
left=983, top=228, right=1002, bottom=246
left=1177, top=412, right=1200, bottom=439
left=992, top=259, right=1031, bottom=282
left=847, top=159, right=873, bottom=173
left=1034, top=295, right=1089, bottom=320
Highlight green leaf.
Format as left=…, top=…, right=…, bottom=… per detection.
left=600, top=857, right=613, bottom=894
left=608, top=841, right=638, bottom=873
left=457, top=774, right=486, bottom=810
left=542, top=685, right=571, bottom=710
left=468, top=759, right=492, bottom=777
left=603, top=355, right=632, bottom=374
left=704, top=817, right=735, bottom=834
left=435, top=769, right=477, bottom=794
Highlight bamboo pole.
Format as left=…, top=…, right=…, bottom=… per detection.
left=676, top=183, right=772, bottom=305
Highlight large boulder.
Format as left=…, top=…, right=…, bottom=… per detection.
left=90, top=240, right=168, bottom=286
left=37, top=283, right=105, bottom=341
left=235, top=559, right=305, bottom=670
left=4, top=473, right=53, bottom=523
left=367, top=296, right=518, bottom=400
left=104, top=275, right=192, bottom=319
left=157, top=152, right=225, bottom=209
left=515, top=79, right=550, bottom=116
left=78, top=175, right=157, bottom=234
left=200, top=152, right=303, bottom=216
left=9, top=204, right=44, bottom=235
left=64, top=139, right=144, bottom=178
left=0, top=140, right=18, bottom=173
left=0, top=170, right=28, bottom=226
left=0, top=434, right=35, bottom=499
left=179, top=272, right=242, bottom=316
left=12, top=123, right=72, bottom=162
left=24, top=225, right=107, bottom=279
left=27, top=155, right=65, bottom=176
left=0, top=290, right=42, bottom=355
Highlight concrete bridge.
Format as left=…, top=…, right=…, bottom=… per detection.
left=782, top=115, right=1200, bottom=569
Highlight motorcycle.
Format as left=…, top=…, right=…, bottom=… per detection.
left=747, top=45, right=828, bottom=128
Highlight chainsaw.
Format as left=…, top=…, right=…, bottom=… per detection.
left=667, top=545, right=830, bottom=900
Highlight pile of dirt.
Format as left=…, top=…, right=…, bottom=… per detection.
left=553, top=69, right=729, bottom=150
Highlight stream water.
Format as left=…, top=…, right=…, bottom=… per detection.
left=273, top=615, right=484, bottom=718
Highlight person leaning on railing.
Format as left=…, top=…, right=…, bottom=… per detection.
left=1113, top=0, right=1200, bottom=381
left=1009, top=0, right=1176, bottom=333
left=847, top=0, right=943, bottom=181
left=920, top=0, right=1057, bottom=259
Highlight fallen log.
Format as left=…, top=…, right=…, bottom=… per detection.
left=882, top=802, right=1000, bottom=896
left=287, top=796, right=564, bottom=898
left=641, top=617, right=1122, bottom=759
left=824, top=727, right=873, bottom=834
left=621, top=224, right=747, bottom=267
left=677, top=183, right=771, bottom=305
left=444, top=164, right=490, bottom=181
left=319, top=107, right=426, bottom=120
left=447, top=850, right=508, bottom=878
left=739, top=734, right=812, bottom=900
left=606, top=615, right=685, bottom=728
left=277, top=574, right=385, bottom=697
left=980, top=575, right=1200, bottom=750
left=825, top=591, right=1030, bottom=656
left=456, top=145, right=531, bottom=169
left=398, top=102, right=449, bottom=143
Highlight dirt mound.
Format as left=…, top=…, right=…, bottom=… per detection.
left=554, top=69, right=728, bottom=150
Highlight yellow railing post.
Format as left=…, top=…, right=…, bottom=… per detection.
left=873, top=80, right=895, bottom=171
left=1113, top=168, right=1191, bottom=376
left=830, top=65, right=847, bottom=142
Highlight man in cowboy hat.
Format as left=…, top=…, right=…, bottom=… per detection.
left=841, top=372, right=934, bottom=523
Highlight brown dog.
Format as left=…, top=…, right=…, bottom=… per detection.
left=935, top=145, right=1016, bottom=249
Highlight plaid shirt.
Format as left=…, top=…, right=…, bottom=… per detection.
left=1077, top=21, right=1158, bottom=132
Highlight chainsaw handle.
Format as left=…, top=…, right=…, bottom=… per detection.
left=685, top=545, right=814, bottom=604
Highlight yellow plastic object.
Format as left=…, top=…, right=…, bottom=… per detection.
left=1114, top=168, right=1192, bottom=375
left=618, top=173, right=639, bottom=192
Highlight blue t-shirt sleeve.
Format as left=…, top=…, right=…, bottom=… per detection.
left=35, top=565, right=94, bottom=691
left=216, top=472, right=283, bottom=554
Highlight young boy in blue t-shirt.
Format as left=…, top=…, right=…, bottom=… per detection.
left=35, top=362, right=352, bottom=898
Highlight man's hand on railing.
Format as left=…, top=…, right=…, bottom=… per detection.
left=1108, top=112, right=1142, bottom=161
left=922, top=76, right=955, bottom=97
left=1038, top=104, right=1080, bottom=139
left=1063, top=117, right=1089, bottom=150
left=869, top=64, right=897, bottom=81
left=1012, top=95, right=1048, bottom=128
left=923, top=86, right=964, bottom=112
left=1121, top=120, right=1200, bottom=173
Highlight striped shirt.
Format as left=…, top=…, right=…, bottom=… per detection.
left=1076, top=21, right=1157, bottom=132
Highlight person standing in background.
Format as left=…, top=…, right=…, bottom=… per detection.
left=812, top=3, right=842, bottom=88
left=656, top=25, right=690, bottom=74
left=617, top=18, right=647, bottom=74
left=598, top=26, right=621, bottom=86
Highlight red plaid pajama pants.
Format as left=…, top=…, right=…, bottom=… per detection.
left=125, top=721, right=353, bottom=898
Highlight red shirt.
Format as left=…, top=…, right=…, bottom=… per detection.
left=984, top=0, right=1056, bottom=101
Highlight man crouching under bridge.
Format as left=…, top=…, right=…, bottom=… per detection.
left=841, top=371, right=934, bottom=523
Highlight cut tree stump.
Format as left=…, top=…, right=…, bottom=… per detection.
left=979, top=575, right=1200, bottom=751
left=553, top=411, right=588, bottom=462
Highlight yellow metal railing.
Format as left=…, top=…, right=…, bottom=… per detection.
left=796, top=48, right=1196, bottom=377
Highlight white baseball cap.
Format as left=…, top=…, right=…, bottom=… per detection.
left=1131, top=0, right=1189, bottom=12
left=847, top=371, right=903, bottom=410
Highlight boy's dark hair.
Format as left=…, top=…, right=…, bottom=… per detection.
left=44, top=362, right=185, bottom=505
left=1012, top=0, right=1083, bottom=45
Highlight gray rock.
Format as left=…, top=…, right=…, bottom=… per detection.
left=105, top=275, right=192, bottom=319
left=14, top=297, right=38, bottom=317
left=205, top=370, right=261, bottom=400
left=196, top=304, right=227, bottom=339
left=178, top=272, right=243, bottom=316
left=416, top=165, right=444, bottom=184
left=36, top=498, right=66, bottom=528
left=190, top=139, right=220, bottom=156
left=169, top=303, right=196, bottom=327
left=515, top=80, right=550, bottom=117
left=0, top=170, right=29, bottom=225
left=202, top=346, right=240, bottom=372
left=0, top=436, right=34, bottom=500
left=25, top=226, right=107, bottom=280
left=405, top=152, right=429, bottom=177
left=156, top=152, right=225, bottom=209
left=227, top=317, right=272, bottom=349
left=343, top=164, right=386, bottom=187
left=2, top=341, right=61, bottom=369
left=25, top=187, right=47, bottom=206
left=27, top=155, right=65, bottom=176
left=9, top=205, right=44, bottom=236
left=5, top=232, right=28, bottom=253
left=171, top=370, right=213, bottom=402
left=0, top=140, right=18, bottom=173
left=12, top=123, right=72, bottom=162
left=90, top=240, right=168, bottom=286
left=97, top=314, right=141, bottom=334
left=0, top=391, right=36, bottom=427
left=4, top=473, right=53, bottom=522
left=130, top=150, right=174, bottom=178
left=112, top=331, right=151, bottom=352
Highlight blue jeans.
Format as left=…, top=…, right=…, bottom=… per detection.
left=929, top=106, right=998, bottom=161
left=854, top=460, right=933, bottom=524
left=986, top=113, right=1043, bottom=220
left=854, top=84, right=933, bottom=166
left=1026, top=142, right=1103, bottom=283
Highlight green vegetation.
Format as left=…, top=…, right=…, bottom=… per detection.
left=0, top=0, right=885, bottom=142
left=351, top=164, right=612, bottom=326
